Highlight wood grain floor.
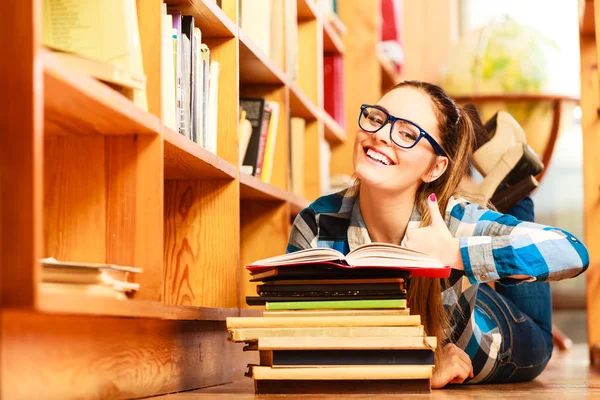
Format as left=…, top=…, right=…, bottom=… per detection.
left=156, top=344, right=600, bottom=399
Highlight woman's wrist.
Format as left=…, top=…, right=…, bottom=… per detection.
left=448, top=238, right=464, bottom=270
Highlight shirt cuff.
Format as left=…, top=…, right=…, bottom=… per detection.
left=459, top=236, right=501, bottom=284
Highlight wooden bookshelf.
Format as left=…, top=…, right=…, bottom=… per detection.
left=164, top=0, right=236, bottom=37
left=43, top=50, right=162, bottom=137
left=239, top=29, right=288, bottom=84
left=163, top=126, right=237, bottom=179
left=38, top=290, right=238, bottom=320
left=323, top=20, right=345, bottom=54
left=289, top=82, right=320, bottom=120
left=1, top=0, right=356, bottom=397
left=297, top=0, right=318, bottom=20
left=378, top=50, right=401, bottom=92
left=322, top=108, right=347, bottom=145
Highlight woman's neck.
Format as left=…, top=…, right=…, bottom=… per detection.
left=359, top=185, right=416, bottom=245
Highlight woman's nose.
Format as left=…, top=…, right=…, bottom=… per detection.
left=373, top=121, right=393, bottom=146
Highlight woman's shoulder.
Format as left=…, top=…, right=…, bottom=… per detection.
left=303, top=186, right=358, bottom=216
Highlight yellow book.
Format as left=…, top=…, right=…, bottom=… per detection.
left=261, top=101, right=280, bottom=182
left=42, top=0, right=147, bottom=110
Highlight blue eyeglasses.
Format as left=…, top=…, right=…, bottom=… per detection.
left=358, top=104, right=447, bottom=156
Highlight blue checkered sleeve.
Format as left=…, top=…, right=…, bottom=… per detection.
left=450, top=202, right=590, bottom=285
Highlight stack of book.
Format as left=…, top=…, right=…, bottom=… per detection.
left=40, top=258, right=142, bottom=300
left=227, top=243, right=451, bottom=394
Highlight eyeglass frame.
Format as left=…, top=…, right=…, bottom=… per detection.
left=358, top=104, right=447, bottom=156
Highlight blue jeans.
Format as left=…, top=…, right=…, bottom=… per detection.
left=475, top=196, right=554, bottom=383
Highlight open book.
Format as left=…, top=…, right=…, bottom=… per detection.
left=246, top=243, right=451, bottom=279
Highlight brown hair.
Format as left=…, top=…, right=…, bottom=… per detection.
left=387, top=81, right=481, bottom=356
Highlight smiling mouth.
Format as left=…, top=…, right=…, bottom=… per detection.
left=364, top=147, right=395, bottom=166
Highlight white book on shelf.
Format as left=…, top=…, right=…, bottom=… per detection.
left=206, top=60, right=220, bottom=155
left=240, top=0, right=272, bottom=57
left=161, top=11, right=177, bottom=131
left=199, top=44, right=211, bottom=148
left=192, top=27, right=202, bottom=144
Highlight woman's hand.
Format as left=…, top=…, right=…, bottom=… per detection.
left=431, top=343, right=474, bottom=389
left=404, top=193, right=463, bottom=270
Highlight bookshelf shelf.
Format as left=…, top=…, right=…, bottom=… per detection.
left=42, top=50, right=161, bottom=137
left=240, top=172, right=308, bottom=207
left=323, top=21, right=345, bottom=54
left=163, top=126, right=237, bottom=180
left=239, top=29, right=287, bottom=85
left=37, top=290, right=238, bottom=321
left=165, top=0, right=236, bottom=38
left=378, top=50, right=400, bottom=91
left=322, top=110, right=347, bottom=145
left=297, top=0, right=318, bottom=20
left=289, top=82, right=320, bottom=120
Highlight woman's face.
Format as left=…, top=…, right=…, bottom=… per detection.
left=353, top=87, right=447, bottom=193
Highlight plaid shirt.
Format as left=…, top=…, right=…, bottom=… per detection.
left=286, top=186, right=589, bottom=383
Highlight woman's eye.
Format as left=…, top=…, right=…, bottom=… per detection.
left=400, top=131, right=416, bottom=140
left=368, top=114, right=384, bottom=124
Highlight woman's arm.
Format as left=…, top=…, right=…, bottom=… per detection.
left=451, top=201, right=590, bottom=285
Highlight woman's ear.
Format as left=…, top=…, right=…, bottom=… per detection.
left=422, top=156, right=448, bottom=183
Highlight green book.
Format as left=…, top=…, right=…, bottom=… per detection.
left=265, top=299, right=407, bottom=310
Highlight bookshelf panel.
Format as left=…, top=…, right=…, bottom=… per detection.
left=43, top=135, right=164, bottom=301
left=323, top=20, right=345, bottom=55
left=1, top=0, right=40, bottom=308
left=2, top=310, right=238, bottom=398
left=296, top=19, right=319, bottom=104
left=203, top=37, right=239, bottom=165
left=239, top=30, right=288, bottom=85
left=289, top=82, right=320, bottom=121
left=378, top=50, right=400, bottom=94
left=240, top=173, right=291, bottom=203
left=240, top=201, right=289, bottom=309
left=44, top=136, right=107, bottom=263
left=297, top=0, right=318, bottom=20
left=164, top=179, right=239, bottom=308
left=330, top=0, right=380, bottom=178
left=322, top=110, right=347, bottom=145
left=163, top=126, right=237, bottom=179
left=105, top=135, right=163, bottom=301
left=37, top=290, right=238, bottom=320
left=42, top=50, right=161, bottom=137
left=165, top=0, right=237, bottom=38
left=303, top=120, right=322, bottom=200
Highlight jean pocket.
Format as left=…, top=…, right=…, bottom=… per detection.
left=480, top=286, right=527, bottom=324
left=493, top=293, right=527, bottom=324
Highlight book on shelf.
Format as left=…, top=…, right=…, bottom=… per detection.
left=206, top=60, right=220, bottom=155
left=40, top=257, right=141, bottom=293
left=240, top=98, right=280, bottom=180
left=289, top=117, right=305, bottom=196
left=161, top=7, right=177, bottom=131
left=260, top=101, right=280, bottom=182
left=245, top=243, right=451, bottom=278
left=42, top=0, right=148, bottom=110
left=239, top=107, right=253, bottom=163
left=324, top=54, right=345, bottom=128
left=262, top=298, right=408, bottom=310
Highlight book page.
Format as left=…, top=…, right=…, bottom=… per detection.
left=347, top=243, right=445, bottom=268
left=249, top=247, right=345, bottom=266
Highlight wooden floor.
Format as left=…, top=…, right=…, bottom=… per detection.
left=157, top=344, right=600, bottom=399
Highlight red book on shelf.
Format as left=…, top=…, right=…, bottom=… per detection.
left=324, top=54, right=345, bottom=128
left=245, top=243, right=451, bottom=279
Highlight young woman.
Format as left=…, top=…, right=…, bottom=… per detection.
left=286, top=81, right=589, bottom=388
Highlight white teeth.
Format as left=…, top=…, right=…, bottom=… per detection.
left=366, top=148, right=392, bottom=165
